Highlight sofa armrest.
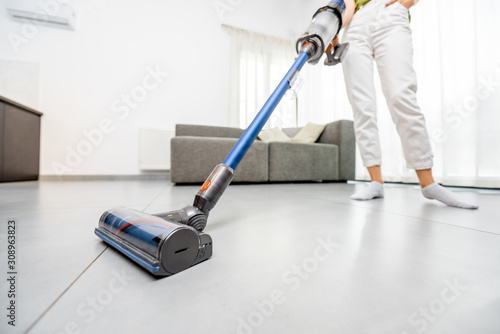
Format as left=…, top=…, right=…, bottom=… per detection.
left=176, top=124, right=244, bottom=139
left=317, top=120, right=355, bottom=180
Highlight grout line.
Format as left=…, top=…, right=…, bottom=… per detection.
left=420, top=220, right=500, bottom=237
left=142, top=183, right=174, bottom=212
left=337, top=199, right=500, bottom=237
left=24, top=247, right=108, bottom=334
left=388, top=210, right=500, bottom=237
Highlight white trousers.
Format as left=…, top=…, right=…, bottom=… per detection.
left=342, top=0, right=433, bottom=170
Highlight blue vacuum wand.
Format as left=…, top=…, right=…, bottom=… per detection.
left=94, top=0, right=347, bottom=277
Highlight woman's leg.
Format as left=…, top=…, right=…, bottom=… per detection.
left=342, top=4, right=386, bottom=201
left=368, top=165, right=384, bottom=184
left=415, top=168, right=434, bottom=188
left=373, top=5, right=434, bottom=171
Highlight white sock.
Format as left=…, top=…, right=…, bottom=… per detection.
left=421, top=183, right=479, bottom=209
left=351, top=181, right=384, bottom=201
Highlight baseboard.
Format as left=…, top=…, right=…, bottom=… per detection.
left=39, top=173, right=170, bottom=181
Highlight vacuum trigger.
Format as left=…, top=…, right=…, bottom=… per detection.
left=324, top=42, right=349, bottom=66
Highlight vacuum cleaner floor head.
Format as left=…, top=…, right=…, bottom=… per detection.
left=94, top=207, right=212, bottom=276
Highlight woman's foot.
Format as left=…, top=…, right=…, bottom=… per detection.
left=350, top=181, right=384, bottom=201
left=421, top=183, right=479, bottom=209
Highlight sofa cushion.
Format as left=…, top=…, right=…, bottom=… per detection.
left=171, top=136, right=268, bottom=183
left=282, top=127, right=301, bottom=138
left=258, top=127, right=291, bottom=142
left=291, top=122, right=326, bottom=143
left=268, top=142, right=339, bottom=182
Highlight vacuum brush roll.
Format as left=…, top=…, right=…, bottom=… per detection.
left=94, top=207, right=213, bottom=276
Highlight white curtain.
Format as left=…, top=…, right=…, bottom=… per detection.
left=226, top=25, right=298, bottom=129
left=226, top=0, right=500, bottom=188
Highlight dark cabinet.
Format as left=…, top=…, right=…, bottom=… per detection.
left=0, top=96, right=43, bottom=182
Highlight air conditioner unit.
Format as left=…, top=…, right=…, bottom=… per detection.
left=5, top=0, right=76, bottom=30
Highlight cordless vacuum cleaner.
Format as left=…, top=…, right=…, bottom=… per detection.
left=94, top=0, right=349, bottom=277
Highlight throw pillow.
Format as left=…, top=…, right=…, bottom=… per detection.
left=291, top=122, right=326, bottom=143
left=257, top=127, right=291, bottom=142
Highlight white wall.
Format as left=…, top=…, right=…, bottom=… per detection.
left=0, top=58, right=39, bottom=107
left=0, top=0, right=321, bottom=176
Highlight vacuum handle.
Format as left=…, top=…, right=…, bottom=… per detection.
left=324, top=42, right=349, bottom=66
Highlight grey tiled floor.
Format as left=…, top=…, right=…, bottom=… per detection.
left=0, top=180, right=499, bottom=334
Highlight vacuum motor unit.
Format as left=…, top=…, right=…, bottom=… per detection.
left=296, top=0, right=345, bottom=64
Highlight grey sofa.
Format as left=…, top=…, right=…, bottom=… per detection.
left=170, top=120, right=355, bottom=184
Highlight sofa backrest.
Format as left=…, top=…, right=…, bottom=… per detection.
left=176, top=124, right=245, bottom=139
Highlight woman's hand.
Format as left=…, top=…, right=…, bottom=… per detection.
left=385, top=0, right=416, bottom=10
left=331, top=35, right=339, bottom=48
